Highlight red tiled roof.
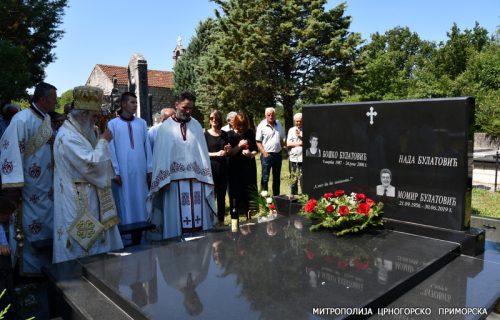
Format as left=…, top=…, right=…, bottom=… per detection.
left=96, top=64, right=174, bottom=89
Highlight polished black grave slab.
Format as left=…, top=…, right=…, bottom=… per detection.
left=372, top=242, right=500, bottom=320
left=71, top=217, right=460, bottom=320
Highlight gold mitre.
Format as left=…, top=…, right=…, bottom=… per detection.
left=73, top=86, right=103, bottom=111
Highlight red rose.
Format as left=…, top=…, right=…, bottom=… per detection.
left=242, top=144, right=249, bottom=150
left=334, top=190, right=345, bottom=197
left=337, top=260, right=348, bottom=269
left=304, top=199, right=317, bottom=213
left=326, top=204, right=334, bottom=213
left=338, top=205, right=350, bottom=216
left=304, top=248, right=315, bottom=260
left=355, top=193, right=366, bottom=201
left=268, top=203, right=276, bottom=210
left=365, top=198, right=375, bottom=207
left=324, top=192, right=334, bottom=200
left=357, top=203, right=370, bottom=215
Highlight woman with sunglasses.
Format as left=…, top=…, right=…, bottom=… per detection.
left=204, top=109, right=231, bottom=227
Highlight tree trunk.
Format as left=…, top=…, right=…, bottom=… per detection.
left=282, top=95, right=295, bottom=133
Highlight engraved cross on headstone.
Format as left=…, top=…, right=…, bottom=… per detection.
left=183, top=216, right=192, bottom=226
left=366, top=107, right=378, bottom=125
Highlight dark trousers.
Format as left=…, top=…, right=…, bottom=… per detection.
left=213, top=173, right=227, bottom=223
left=289, top=161, right=302, bottom=195
left=260, top=152, right=282, bottom=196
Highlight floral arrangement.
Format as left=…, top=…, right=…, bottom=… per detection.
left=300, top=190, right=384, bottom=236
left=254, top=190, right=277, bottom=221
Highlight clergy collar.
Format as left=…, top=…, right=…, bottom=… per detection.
left=30, top=102, right=47, bottom=118
left=119, top=114, right=135, bottom=122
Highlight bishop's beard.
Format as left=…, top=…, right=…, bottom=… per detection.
left=80, top=116, right=98, bottom=146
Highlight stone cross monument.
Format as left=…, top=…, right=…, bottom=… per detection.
left=128, top=53, right=152, bottom=126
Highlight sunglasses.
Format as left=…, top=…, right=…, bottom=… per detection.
left=210, top=117, right=219, bottom=121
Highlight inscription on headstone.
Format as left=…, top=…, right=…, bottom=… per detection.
left=302, top=98, right=474, bottom=231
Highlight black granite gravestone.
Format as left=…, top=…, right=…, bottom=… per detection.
left=45, top=217, right=463, bottom=319
left=302, top=98, right=474, bottom=231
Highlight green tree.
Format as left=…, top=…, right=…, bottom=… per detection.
left=433, top=22, right=490, bottom=80
left=194, top=0, right=361, bottom=130
left=0, top=0, right=67, bottom=101
left=56, top=89, right=73, bottom=113
left=459, top=38, right=500, bottom=136
left=173, top=18, right=221, bottom=124
left=353, top=27, right=435, bottom=101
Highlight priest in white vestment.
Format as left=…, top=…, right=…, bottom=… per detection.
left=0, top=82, right=57, bottom=275
left=148, top=92, right=215, bottom=240
left=108, top=92, right=152, bottom=225
left=53, top=86, right=123, bottom=263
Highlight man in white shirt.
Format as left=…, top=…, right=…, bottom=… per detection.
left=256, top=107, right=285, bottom=196
left=221, top=111, right=237, bottom=132
left=286, top=113, right=303, bottom=195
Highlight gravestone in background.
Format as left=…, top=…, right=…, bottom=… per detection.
left=302, top=98, right=474, bottom=231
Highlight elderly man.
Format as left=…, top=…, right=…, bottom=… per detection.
left=149, top=91, right=215, bottom=240
left=256, top=107, right=285, bottom=196
left=221, top=111, right=237, bottom=132
left=148, top=107, right=175, bottom=151
left=53, top=86, right=123, bottom=263
left=0, top=82, right=56, bottom=275
left=286, top=113, right=303, bottom=195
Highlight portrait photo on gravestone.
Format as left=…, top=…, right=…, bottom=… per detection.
left=302, top=97, right=474, bottom=231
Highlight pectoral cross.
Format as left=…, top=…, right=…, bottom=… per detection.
left=366, top=107, right=377, bottom=125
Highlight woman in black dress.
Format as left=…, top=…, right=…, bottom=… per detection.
left=204, top=109, right=230, bottom=225
left=227, top=111, right=258, bottom=220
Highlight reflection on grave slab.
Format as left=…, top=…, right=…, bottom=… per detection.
left=78, top=217, right=460, bottom=319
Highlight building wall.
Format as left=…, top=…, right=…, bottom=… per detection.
left=86, top=68, right=114, bottom=95
left=150, top=87, right=175, bottom=116
left=87, top=65, right=175, bottom=125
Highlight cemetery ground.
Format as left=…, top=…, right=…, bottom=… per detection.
left=224, top=156, right=500, bottom=223
left=472, top=188, right=500, bottom=218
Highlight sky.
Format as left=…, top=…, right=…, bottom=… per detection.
left=44, top=0, right=499, bottom=95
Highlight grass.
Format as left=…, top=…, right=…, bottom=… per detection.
left=472, top=188, right=500, bottom=218
left=222, top=156, right=500, bottom=221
